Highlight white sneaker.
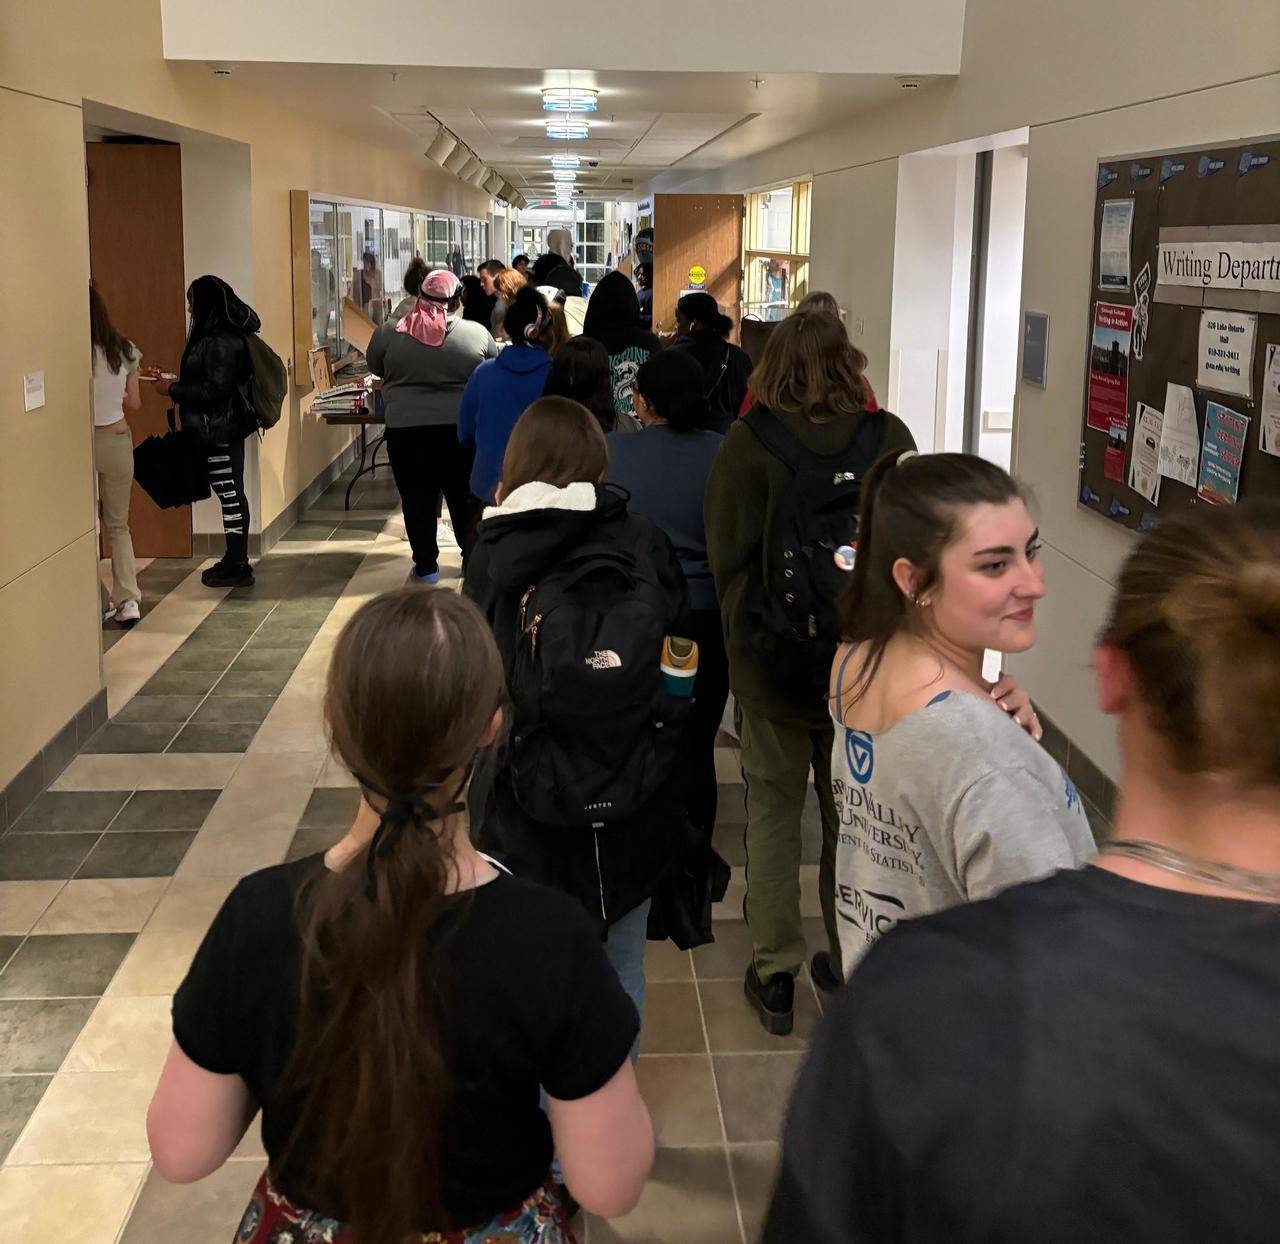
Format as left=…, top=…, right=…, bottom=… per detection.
left=101, top=604, right=118, bottom=625
left=115, top=599, right=141, bottom=626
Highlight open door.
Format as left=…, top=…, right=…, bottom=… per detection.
left=86, top=141, right=191, bottom=557
left=652, top=194, right=744, bottom=339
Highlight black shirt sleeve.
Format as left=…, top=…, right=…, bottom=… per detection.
left=541, top=909, right=640, bottom=1101
left=170, top=332, right=244, bottom=414
left=171, top=880, right=248, bottom=1076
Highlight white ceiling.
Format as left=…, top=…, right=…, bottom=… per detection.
left=225, top=63, right=926, bottom=200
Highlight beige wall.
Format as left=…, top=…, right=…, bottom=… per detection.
left=0, top=0, right=491, bottom=790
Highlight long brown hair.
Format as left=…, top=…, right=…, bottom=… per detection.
left=749, top=310, right=869, bottom=420
left=500, top=396, right=608, bottom=496
left=1102, top=502, right=1280, bottom=787
left=284, top=587, right=505, bottom=1242
left=837, top=451, right=1024, bottom=702
left=89, top=282, right=130, bottom=374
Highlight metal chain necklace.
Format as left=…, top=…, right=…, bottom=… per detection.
left=1103, top=838, right=1280, bottom=901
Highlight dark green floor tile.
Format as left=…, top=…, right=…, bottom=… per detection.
left=77, top=831, right=196, bottom=878
left=0, top=1075, right=50, bottom=1160
left=101, top=629, right=127, bottom=652
left=0, top=999, right=97, bottom=1073
left=189, top=696, right=276, bottom=725
left=112, top=695, right=205, bottom=724
left=286, top=826, right=344, bottom=862
left=139, top=668, right=221, bottom=697
left=281, top=523, right=337, bottom=541
left=0, top=939, right=21, bottom=973
left=298, top=788, right=361, bottom=828
left=227, top=648, right=304, bottom=674
left=214, top=668, right=292, bottom=696
left=0, top=836, right=98, bottom=881
left=163, top=645, right=241, bottom=673
left=0, top=934, right=135, bottom=999
left=329, top=526, right=382, bottom=541
left=10, top=792, right=128, bottom=834
left=169, top=722, right=260, bottom=753
left=191, top=614, right=261, bottom=638
left=82, top=723, right=177, bottom=754
left=716, top=783, right=747, bottom=824
left=248, top=625, right=319, bottom=647
left=110, top=789, right=219, bottom=831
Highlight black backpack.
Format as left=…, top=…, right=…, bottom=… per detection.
left=506, top=532, right=687, bottom=830
left=744, top=406, right=889, bottom=703
left=243, top=334, right=287, bottom=431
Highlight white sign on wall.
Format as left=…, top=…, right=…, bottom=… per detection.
left=1158, top=241, right=1280, bottom=294
left=1197, top=308, right=1257, bottom=398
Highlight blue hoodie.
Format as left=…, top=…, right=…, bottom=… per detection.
left=457, top=344, right=553, bottom=502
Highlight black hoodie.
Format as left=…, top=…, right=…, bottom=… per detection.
left=580, top=272, right=661, bottom=426
left=463, top=482, right=690, bottom=930
left=171, top=275, right=261, bottom=445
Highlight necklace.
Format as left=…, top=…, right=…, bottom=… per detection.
left=1103, top=838, right=1280, bottom=901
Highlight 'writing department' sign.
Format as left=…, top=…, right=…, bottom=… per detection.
left=1157, top=240, right=1280, bottom=293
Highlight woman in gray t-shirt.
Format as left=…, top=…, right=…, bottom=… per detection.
left=829, top=452, right=1094, bottom=978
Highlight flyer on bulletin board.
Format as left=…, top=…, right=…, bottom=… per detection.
left=1087, top=302, right=1133, bottom=432
left=1260, top=343, right=1280, bottom=458
left=1197, top=401, right=1249, bottom=505
left=1098, top=199, right=1134, bottom=292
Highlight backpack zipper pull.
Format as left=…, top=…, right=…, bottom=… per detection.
left=530, top=614, right=543, bottom=655
left=519, top=585, right=535, bottom=630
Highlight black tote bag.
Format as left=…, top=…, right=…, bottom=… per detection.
left=132, top=410, right=211, bottom=509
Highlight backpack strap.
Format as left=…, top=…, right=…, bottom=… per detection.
left=743, top=406, right=888, bottom=474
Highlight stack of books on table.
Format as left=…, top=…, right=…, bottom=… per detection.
left=312, top=376, right=374, bottom=417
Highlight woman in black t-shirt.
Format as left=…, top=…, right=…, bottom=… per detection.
left=764, top=502, right=1280, bottom=1244
left=146, top=588, right=653, bottom=1243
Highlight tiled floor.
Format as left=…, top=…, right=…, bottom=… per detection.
left=4, top=465, right=825, bottom=1243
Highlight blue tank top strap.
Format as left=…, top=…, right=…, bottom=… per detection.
left=926, top=690, right=953, bottom=707
left=832, top=643, right=860, bottom=723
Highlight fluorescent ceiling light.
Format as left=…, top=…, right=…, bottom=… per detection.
left=551, top=154, right=581, bottom=169
left=542, top=87, right=598, bottom=113
left=552, top=169, right=576, bottom=182
left=546, top=119, right=589, bottom=140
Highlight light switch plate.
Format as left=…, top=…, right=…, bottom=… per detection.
left=23, top=371, right=46, bottom=412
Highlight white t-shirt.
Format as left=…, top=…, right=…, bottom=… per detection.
left=92, top=342, right=139, bottom=427
left=830, top=663, right=1096, bottom=977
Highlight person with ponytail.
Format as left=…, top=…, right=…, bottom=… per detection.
left=827, top=450, right=1094, bottom=979
left=608, top=349, right=729, bottom=836
left=458, top=286, right=556, bottom=507
left=767, top=500, right=1280, bottom=1244
left=669, top=292, right=752, bottom=433
left=148, top=588, right=653, bottom=1242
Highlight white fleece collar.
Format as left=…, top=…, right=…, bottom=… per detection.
left=483, top=480, right=597, bottom=521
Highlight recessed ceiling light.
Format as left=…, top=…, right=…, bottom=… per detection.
left=551, top=154, right=581, bottom=169
left=546, top=119, right=589, bottom=140
left=552, top=169, right=576, bottom=182
left=542, top=87, right=598, bottom=114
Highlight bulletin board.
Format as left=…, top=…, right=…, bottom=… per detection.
left=1077, top=136, right=1280, bottom=531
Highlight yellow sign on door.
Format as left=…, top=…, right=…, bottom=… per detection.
left=688, top=265, right=707, bottom=288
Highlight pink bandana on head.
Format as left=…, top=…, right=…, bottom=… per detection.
left=396, top=269, right=461, bottom=347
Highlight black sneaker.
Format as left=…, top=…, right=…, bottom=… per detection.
left=201, top=561, right=255, bottom=589
left=745, top=965, right=795, bottom=1036
left=810, top=951, right=843, bottom=994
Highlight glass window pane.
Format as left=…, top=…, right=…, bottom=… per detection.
left=340, top=204, right=385, bottom=327
left=751, top=186, right=794, bottom=253
left=383, top=209, right=412, bottom=308
left=412, top=213, right=429, bottom=262
left=308, top=201, right=338, bottom=355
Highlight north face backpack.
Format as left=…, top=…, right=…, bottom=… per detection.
left=744, top=406, right=889, bottom=703
left=506, top=533, right=687, bottom=831
left=243, top=334, right=287, bottom=431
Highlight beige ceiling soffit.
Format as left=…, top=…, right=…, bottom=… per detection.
left=663, top=113, right=761, bottom=169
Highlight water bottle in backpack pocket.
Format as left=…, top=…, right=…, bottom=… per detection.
left=506, top=540, right=689, bottom=830
left=743, top=407, right=889, bottom=704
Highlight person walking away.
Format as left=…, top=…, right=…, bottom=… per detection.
left=89, top=282, right=143, bottom=626
left=461, top=273, right=496, bottom=328
left=529, top=229, right=581, bottom=299
left=390, top=256, right=430, bottom=323
left=491, top=266, right=529, bottom=340
left=148, top=587, right=653, bottom=1242
left=580, top=272, right=661, bottom=432
left=765, top=500, right=1280, bottom=1244
left=157, top=275, right=259, bottom=589
left=633, top=262, right=653, bottom=331
left=609, top=350, right=727, bottom=837
left=670, top=292, right=752, bottom=433
left=458, top=287, right=555, bottom=516
left=543, top=338, right=616, bottom=433
left=828, top=450, right=1094, bottom=981
left=704, top=310, right=913, bottom=1035
left=366, top=269, right=498, bottom=582
left=464, top=399, right=688, bottom=1028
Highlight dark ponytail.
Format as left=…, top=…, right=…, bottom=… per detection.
left=677, top=291, right=732, bottom=338
left=503, top=285, right=551, bottom=344
left=283, top=587, right=505, bottom=1242
left=837, top=451, right=1024, bottom=702
left=634, top=349, right=711, bottom=433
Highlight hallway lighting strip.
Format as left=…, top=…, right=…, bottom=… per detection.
left=542, top=87, right=598, bottom=113
left=546, top=119, right=590, bottom=140
left=551, top=154, right=581, bottom=169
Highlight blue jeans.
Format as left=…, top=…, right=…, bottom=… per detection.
left=604, top=898, right=652, bottom=1061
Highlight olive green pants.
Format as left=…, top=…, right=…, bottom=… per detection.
left=737, top=706, right=841, bottom=981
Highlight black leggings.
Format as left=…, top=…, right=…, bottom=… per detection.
left=206, top=438, right=249, bottom=565
left=685, top=607, right=731, bottom=836
left=385, top=424, right=475, bottom=573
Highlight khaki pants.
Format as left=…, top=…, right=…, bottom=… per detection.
left=738, top=706, right=841, bottom=980
left=94, top=423, right=139, bottom=606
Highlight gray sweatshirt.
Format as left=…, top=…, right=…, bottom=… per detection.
left=365, top=314, right=498, bottom=429
left=831, top=683, right=1096, bottom=976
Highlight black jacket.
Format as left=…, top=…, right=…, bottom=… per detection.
left=670, top=332, right=753, bottom=433
left=581, top=271, right=661, bottom=358
left=463, top=483, right=690, bottom=930
left=172, top=275, right=260, bottom=446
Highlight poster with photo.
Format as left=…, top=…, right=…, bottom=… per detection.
left=1087, top=302, right=1133, bottom=432
left=1103, top=417, right=1129, bottom=482
left=1197, top=401, right=1249, bottom=505
left=1128, top=403, right=1163, bottom=504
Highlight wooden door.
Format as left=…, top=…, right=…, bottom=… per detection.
left=652, top=194, right=744, bottom=340
left=87, top=142, right=191, bottom=557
